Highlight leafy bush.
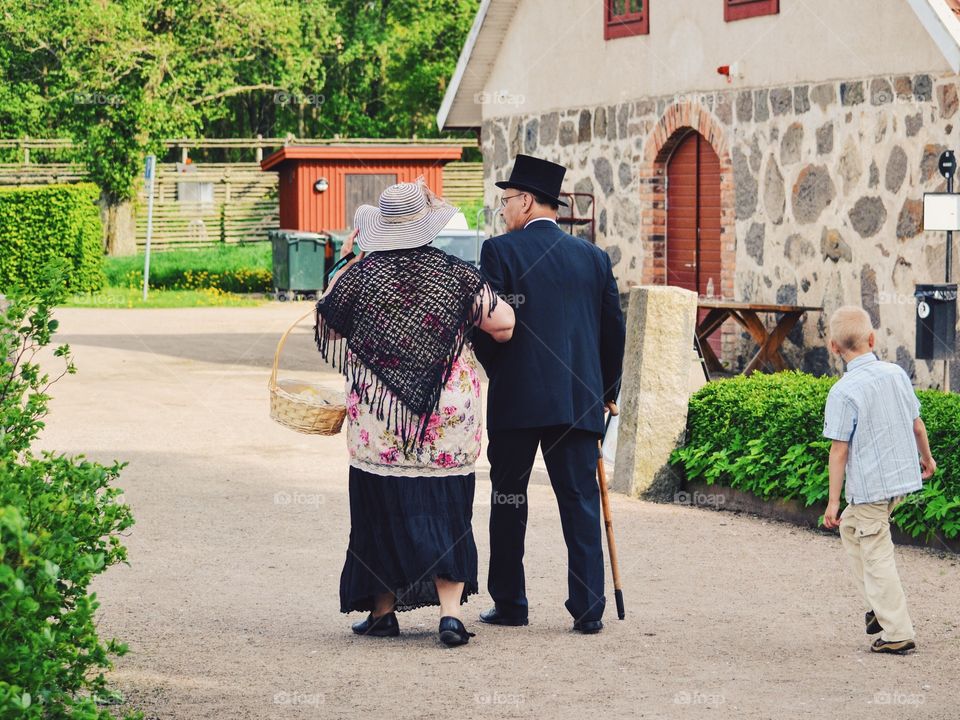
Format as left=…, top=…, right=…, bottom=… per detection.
left=671, top=371, right=960, bottom=541
left=458, top=198, right=485, bottom=229
left=0, top=184, right=105, bottom=294
left=0, top=263, right=136, bottom=719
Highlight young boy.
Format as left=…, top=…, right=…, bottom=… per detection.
left=822, top=306, right=936, bottom=654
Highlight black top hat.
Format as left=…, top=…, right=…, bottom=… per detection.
left=495, top=154, right=569, bottom=207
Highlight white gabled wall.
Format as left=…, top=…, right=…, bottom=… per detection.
left=482, top=0, right=951, bottom=120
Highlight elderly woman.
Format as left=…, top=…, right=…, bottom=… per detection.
left=315, top=179, right=514, bottom=647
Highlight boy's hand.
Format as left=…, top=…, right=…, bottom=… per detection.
left=920, top=455, right=937, bottom=479
left=823, top=499, right=842, bottom=529
left=825, top=441, right=848, bottom=530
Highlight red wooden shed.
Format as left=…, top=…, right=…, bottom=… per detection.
left=260, top=145, right=463, bottom=232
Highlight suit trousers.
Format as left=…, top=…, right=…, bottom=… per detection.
left=838, top=497, right=915, bottom=642
left=486, top=425, right=606, bottom=623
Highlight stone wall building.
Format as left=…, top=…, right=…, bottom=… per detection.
left=438, top=0, right=960, bottom=386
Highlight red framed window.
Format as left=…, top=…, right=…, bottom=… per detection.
left=605, top=0, right=648, bottom=40
left=724, top=0, right=779, bottom=22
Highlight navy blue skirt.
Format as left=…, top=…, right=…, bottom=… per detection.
left=340, top=467, right=479, bottom=613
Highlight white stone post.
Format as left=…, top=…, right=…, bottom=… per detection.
left=613, top=285, right=699, bottom=499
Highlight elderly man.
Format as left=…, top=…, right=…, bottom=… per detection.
left=473, top=154, right=626, bottom=634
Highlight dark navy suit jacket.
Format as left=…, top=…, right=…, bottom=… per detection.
left=473, top=219, right=626, bottom=434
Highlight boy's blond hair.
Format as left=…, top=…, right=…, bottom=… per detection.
left=829, top=306, right=873, bottom=352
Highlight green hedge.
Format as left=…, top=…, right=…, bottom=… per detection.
left=0, top=264, right=135, bottom=719
left=671, top=371, right=960, bottom=541
left=0, top=183, right=105, bottom=293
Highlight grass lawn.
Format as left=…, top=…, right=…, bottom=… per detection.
left=64, top=286, right=266, bottom=308
left=104, top=243, right=271, bottom=288
left=65, top=243, right=273, bottom=308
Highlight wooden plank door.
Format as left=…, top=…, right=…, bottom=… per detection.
left=666, top=131, right=723, bottom=354
left=344, top=173, right=397, bottom=228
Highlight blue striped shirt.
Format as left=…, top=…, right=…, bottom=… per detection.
left=822, top=352, right=923, bottom=504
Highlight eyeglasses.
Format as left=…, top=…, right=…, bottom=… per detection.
left=499, top=192, right=524, bottom=208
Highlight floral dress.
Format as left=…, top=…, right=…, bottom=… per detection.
left=344, top=346, right=483, bottom=477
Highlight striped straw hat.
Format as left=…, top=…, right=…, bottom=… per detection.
left=354, top=178, right=459, bottom=252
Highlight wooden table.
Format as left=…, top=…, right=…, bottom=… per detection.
left=696, top=300, right=823, bottom=377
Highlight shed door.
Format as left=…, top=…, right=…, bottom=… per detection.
left=344, top=174, right=397, bottom=228
left=666, top=131, right=722, bottom=352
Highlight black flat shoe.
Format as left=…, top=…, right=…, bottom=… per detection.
left=351, top=612, right=399, bottom=637
left=479, top=607, right=529, bottom=626
left=573, top=619, right=603, bottom=634
left=865, top=610, right=882, bottom=635
left=438, top=616, right=475, bottom=647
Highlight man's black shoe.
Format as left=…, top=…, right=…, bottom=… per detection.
left=479, top=607, right=529, bottom=626
left=351, top=611, right=400, bottom=637
left=573, top=619, right=603, bottom=634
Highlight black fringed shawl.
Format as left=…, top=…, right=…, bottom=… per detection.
left=315, top=247, right=497, bottom=454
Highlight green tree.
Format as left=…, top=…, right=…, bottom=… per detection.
left=0, top=0, right=479, bottom=251
left=0, top=1, right=337, bottom=248
left=317, top=0, right=479, bottom=138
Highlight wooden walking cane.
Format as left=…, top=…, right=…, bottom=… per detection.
left=598, top=403, right=625, bottom=620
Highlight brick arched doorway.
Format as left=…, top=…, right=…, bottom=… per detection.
left=666, top=130, right=723, bottom=353
left=639, top=101, right=735, bottom=358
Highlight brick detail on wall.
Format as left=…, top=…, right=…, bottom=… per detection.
left=640, top=99, right=736, bottom=305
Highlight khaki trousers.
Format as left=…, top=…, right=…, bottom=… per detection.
left=838, top=498, right=914, bottom=642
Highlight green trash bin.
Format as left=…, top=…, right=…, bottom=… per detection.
left=269, top=229, right=328, bottom=301
left=326, top=229, right=351, bottom=264
left=321, top=229, right=356, bottom=286
left=327, top=229, right=351, bottom=257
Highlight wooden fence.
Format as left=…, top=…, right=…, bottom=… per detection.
left=441, top=162, right=484, bottom=206
left=0, top=138, right=483, bottom=251
left=0, top=163, right=86, bottom=185
left=134, top=163, right=278, bottom=250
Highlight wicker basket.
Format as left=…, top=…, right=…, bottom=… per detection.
left=269, top=309, right=346, bottom=435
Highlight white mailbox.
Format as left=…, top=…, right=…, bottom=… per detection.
left=923, top=193, right=960, bottom=231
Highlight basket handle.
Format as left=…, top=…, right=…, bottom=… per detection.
left=270, top=309, right=317, bottom=389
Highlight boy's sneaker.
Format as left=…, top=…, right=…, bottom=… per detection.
left=865, top=610, right=882, bottom=635
left=870, top=637, right=916, bottom=654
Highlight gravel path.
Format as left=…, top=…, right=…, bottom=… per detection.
left=39, top=305, right=960, bottom=719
